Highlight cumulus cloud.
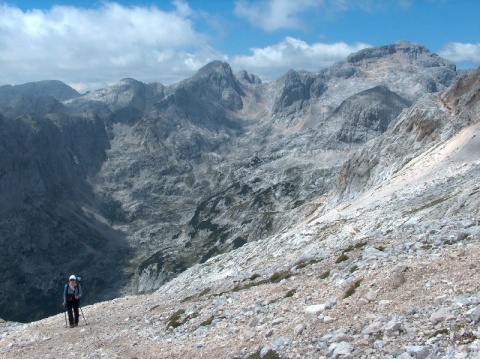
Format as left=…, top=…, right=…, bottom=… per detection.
left=438, top=42, right=480, bottom=68
left=234, top=0, right=323, bottom=31
left=0, top=1, right=224, bottom=92
left=233, top=0, right=415, bottom=32
left=231, top=37, right=371, bottom=81
left=1, top=0, right=474, bottom=94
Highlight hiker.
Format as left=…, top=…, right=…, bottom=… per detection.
left=63, top=275, right=82, bottom=328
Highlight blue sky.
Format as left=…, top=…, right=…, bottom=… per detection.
left=1, top=0, right=479, bottom=92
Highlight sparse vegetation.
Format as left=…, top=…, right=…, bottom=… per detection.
left=296, top=258, right=322, bottom=269
left=429, top=328, right=449, bottom=338
left=166, top=309, right=185, bottom=329
left=343, top=241, right=367, bottom=253
left=319, top=270, right=330, bottom=279
left=249, top=273, right=261, bottom=281
left=335, top=253, right=349, bottom=263
left=231, top=270, right=294, bottom=293
left=149, top=304, right=160, bottom=311
left=199, top=316, right=214, bottom=326
left=343, top=278, right=363, bottom=298
left=181, top=287, right=211, bottom=302
left=198, top=287, right=211, bottom=297
left=269, top=270, right=293, bottom=283
left=246, top=349, right=281, bottom=359
left=285, top=288, right=297, bottom=297
left=403, top=196, right=450, bottom=216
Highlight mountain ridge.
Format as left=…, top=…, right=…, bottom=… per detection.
left=0, top=40, right=472, bottom=326
left=1, top=67, right=479, bottom=359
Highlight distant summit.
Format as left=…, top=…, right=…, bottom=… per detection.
left=0, top=80, right=80, bottom=101
left=346, top=40, right=456, bottom=69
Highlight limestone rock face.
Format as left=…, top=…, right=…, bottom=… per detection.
left=0, top=112, right=126, bottom=322
left=330, top=85, right=412, bottom=144
left=0, top=41, right=465, bottom=323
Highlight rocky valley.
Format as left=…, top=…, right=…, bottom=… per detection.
left=0, top=40, right=479, bottom=358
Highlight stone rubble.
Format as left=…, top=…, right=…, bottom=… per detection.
left=1, top=225, right=480, bottom=358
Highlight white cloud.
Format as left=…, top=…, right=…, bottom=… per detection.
left=231, top=37, right=371, bottom=81
left=438, top=42, right=480, bottom=68
left=233, top=0, right=416, bottom=32
left=2, top=0, right=470, bottom=95
left=0, top=1, right=222, bottom=92
left=234, top=0, right=323, bottom=31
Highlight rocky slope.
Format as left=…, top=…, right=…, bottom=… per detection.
left=1, top=67, right=479, bottom=358
left=0, top=41, right=463, bottom=324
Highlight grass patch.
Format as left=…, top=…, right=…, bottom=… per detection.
left=200, top=316, right=214, bottom=327
left=429, top=328, right=449, bottom=338
left=458, top=331, right=478, bottom=342
left=198, top=287, right=211, bottom=296
left=343, top=241, right=367, bottom=253
left=269, top=270, right=293, bottom=283
left=249, top=273, right=261, bottom=281
left=343, top=278, right=362, bottom=298
left=296, top=258, right=322, bottom=269
left=335, top=253, right=349, bottom=264
left=232, top=281, right=257, bottom=292
left=246, top=349, right=281, bottom=359
left=181, top=287, right=211, bottom=303
left=285, top=288, right=297, bottom=298
left=319, top=270, right=330, bottom=279
left=232, top=270, right=294, bottom=293
left=403, top=196, right=450, bottom=216
left=166, top=309, right=185, bottom=329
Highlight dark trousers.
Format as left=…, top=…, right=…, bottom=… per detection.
left=66, top=299, right=80, bottom=325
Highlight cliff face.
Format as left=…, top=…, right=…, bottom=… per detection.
left=0, top=41, right=466, bottom=323
left=0, top=112, right=129, bottom=322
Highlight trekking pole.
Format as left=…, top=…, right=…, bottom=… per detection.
left=79, top=306, right=88, bottom=326
left=64, top=309, right=68, bottom=328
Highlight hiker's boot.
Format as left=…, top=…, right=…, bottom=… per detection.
left=69, top=323, right=74, bottom=328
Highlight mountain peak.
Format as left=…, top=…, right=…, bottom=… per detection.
left=0, top=80, right=80, bottom=102
left=179, top=60, right=244, bottom=110
left=346, top=40, right=455, bottom=69
left=117, top=78, right=145, bottom=86
left=236, top=70, right=262, bottom=85
left=190, top=60, right=238, bottom=86
left=197, top=60, right=234, bottom=76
